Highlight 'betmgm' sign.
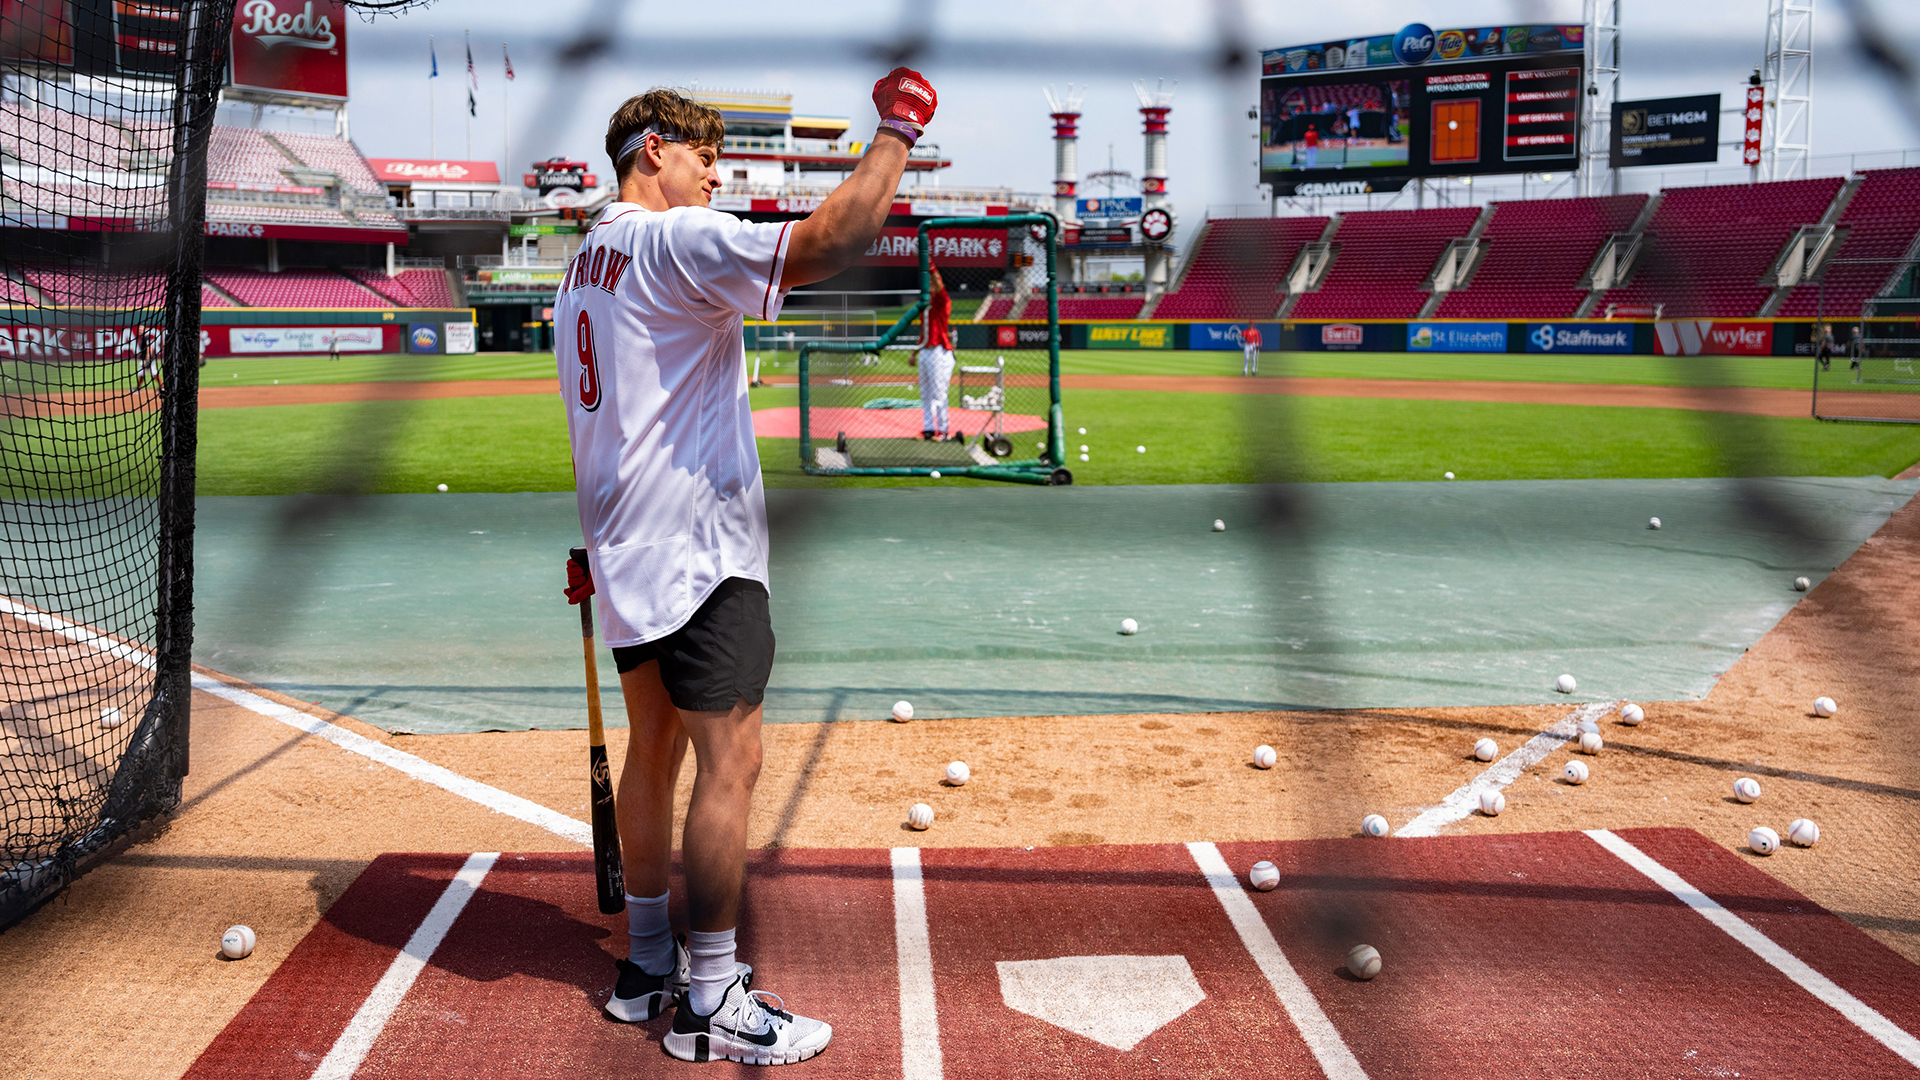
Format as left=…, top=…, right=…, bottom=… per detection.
left=1610, top=94, right=1720, bottom=168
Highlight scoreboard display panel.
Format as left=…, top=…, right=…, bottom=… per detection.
left=1260, top=24, right=1586, bottom=195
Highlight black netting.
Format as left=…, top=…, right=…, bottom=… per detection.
left=1, top=0, right=229, bottom=928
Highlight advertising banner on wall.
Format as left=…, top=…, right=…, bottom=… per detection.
left=366, top=159, right=504, bottom=185
left=0, top=324, right=161, bottom=359
left=1611, top=94, right=1720, bottom=168
left=230, top=0, right=349, bottom=99
left=1189, top=322, right=1283, bottom=350
left=861, top=227, right=1011, bottom=267
left=1408, top=321, right=1508, bottom=352
left=1290, top=322, right=1404, bottom=352
left=227, top=325, right=386, bottom=355
left=1525, top=322, right=1634, bottom=354
left=1653, top=320, right=1773, bottom=356
left=1087, top=324, right=1176, bottom=349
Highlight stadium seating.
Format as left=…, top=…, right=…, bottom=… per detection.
left=206, top=270, right=392, bottom=308
left=980, top=297, right=1015, bottom=320
left=1435, top=195, right=1646, bottom=319
left=207, top=203, right=358, bottom=228
left=1778, top=168, right=1920, bottom=318
left=1602, top=176, right=1843, bottom=318
left=1152, top=217, right=1329, bottom=320
left=201, top=284, right=231, bottom=308
left=1290, top=207, right=1481, bottom=319
left=208, top=127, right=299, bottom=188
left=345, top=268, right=458, bottom=308
left=272, top=131, right=385, bottom=195
left=22, top=269, right=167, bottom=307
left=0, top=276, right=30, bottom=305
left=1008, top=296, right=1145, bottom=319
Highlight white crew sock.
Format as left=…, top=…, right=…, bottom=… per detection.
left=686, top=928, right=738, bottom=1016
left=625, top=892, right=674, bottom=975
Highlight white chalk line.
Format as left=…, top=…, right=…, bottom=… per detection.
left=1188, top=842, right=1370, bottom=1080
left=1587, top=829, right=1920, bottom=1069
left=0, top=595, right=157, bottom=671
left=892, top=847, right=944, bottom=1080
left=1395, top=700, right=1614, bottom=838
left=189, top=673, right=592, bottom=847
left=309, top=851, right=497, bottom=1080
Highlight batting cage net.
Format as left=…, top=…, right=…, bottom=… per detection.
left=1813, top=257, right=1920, bottom=424
left=798, top=214, right=1070, bottom=484
left=0, top=1, right=229, bottom=928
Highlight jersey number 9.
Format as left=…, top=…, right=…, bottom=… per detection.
left=577, top=310, right=602, bottom=412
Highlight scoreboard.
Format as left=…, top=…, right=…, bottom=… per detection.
left=1260, top=23, right=1586, bottom=195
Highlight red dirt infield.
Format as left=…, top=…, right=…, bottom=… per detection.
left=183, top=829, right=1920, bottom=1079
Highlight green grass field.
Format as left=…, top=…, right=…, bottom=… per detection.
left=190, top=383, right=1920, bottom=496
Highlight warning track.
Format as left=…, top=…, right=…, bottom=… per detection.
left=181, top=829, right=1920, bottom=1079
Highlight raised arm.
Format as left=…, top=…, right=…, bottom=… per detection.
left=781, top=68, right=938, bottom=289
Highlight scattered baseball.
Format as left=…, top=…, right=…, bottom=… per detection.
left=1579, top=731, right=1604, bottom=755
left=1346, top=943, right=1382, bottom=980
left=220, top=925, right=256, bottom=960
left=1136, top=445, right=1146, bottom=454
left=1793, top=576, right=1811, bottom=592
left=1079, top=454, right=1089, bottom=462
left=1080, top=444, right=1090, bottom=452
left=945, top=761, right=970, bottom=786
left=1078, top=427, right=1087, bottom=434
left=1788, top=818, right=1820, bottom=847
left=1252, top=744, right=1277, bottom=769
left=1473, top=737, right=1498, bottom=762
left=1813, top=696, right=1837, bottom=718
left=1620, top=703, right=1645, bottom=726
left=1444, top=471, right=1455, bottom=480
left=1578, top=719, right=1600, bottom=735
left=1732, top=777, right=1762, bottom=804
left=907, top=803, right=934, bottom=831
left=1212, top=519, right=1226, bottom=532
left=1563, top=760, right=1589, bottom=785
left=1555, top=673, right=1577, bottom=694
left=1119, top=618, right=1139, bottom=636
left=1749, top=826, right=1780, bottom=856
left=1477, top=789, right=1506, bottom=817
left=1361, top=814, right=1390, bottom=837
left=1248, top=860, right=1280, bottom=892
left=1648, top=517, right=1662, bottom=530
left=99, top=706, right=124, bottom=728
left=929, top=470, right=943, bottom=479
left=436, top=483, right=448, bottom=492
left=891, top=700, right=914, bottom=723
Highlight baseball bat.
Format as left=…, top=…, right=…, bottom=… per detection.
left=572, top=546, right=625, bottom=914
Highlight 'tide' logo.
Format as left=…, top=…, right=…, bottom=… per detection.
left=1392, top=23, right=1435, bottom=65
left=239, top=1, right=338, bottom=51
left=1531, top=324, right=1558, bottom=351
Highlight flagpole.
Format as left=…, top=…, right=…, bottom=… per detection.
left=502, top=44, right=511, bottom=196
left=428, top=36, right=436, bottom=159
left=464, top=30, right=472, bottom=160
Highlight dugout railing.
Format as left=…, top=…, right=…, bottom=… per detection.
left=1812, top=256, right=1920, bottom=424
left=797, top=214, right=1071, bottom=485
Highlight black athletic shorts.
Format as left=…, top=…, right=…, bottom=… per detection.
left=612, top=577, right=775, bottom=713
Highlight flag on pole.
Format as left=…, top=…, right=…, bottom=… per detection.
left=503, top=45, right=515, bottom=81
left=429, top=38, right=438, bottom=77
left=465, top=34, right=477, bottom=117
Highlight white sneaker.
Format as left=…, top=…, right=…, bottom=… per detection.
left=605, top=936, right=690, bottom=1022
left=663, top=963, right=833, bottom=1065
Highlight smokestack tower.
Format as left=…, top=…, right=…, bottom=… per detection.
left=1135, top=78, right=1176, bottom=288
left=1044, top=84, right=1085, bottom=224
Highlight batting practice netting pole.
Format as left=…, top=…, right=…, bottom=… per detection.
left=0, top=0, right=231, bottom=929
left=1812, top=256, right=1920, bottom=424
left=798, top=213, right=1070, bottom=485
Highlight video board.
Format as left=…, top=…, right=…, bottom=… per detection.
left=1260, top=23, right=1586, bottom=196
left=0, top=0, right=192, bottom=78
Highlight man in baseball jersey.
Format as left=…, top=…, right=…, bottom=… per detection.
left=557, top=70, right=937, bottom=1065
left=1241, top=322, right=1263, bottom=377
left=917, top=265, right=955, bottom=439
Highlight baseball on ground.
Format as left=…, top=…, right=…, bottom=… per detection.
left=1473, top=737, right=1498, bottom=762
left=1813, top=696, right=1837, bottom=718
left=1794, top=576, right=1810, bottom=591
left=907, top=803, right=934, bottom=830
left=1477, top=789, right=1506, bottom=816
left=1620, top=703, right=1645, bottom=726
left=1788, top=818, right=1820, bottom=847
left=1252, top=745, right=1277, bottom=769
left=1732, top=777, right=1761, bottom=804
left=1749, top=826, right=1780, bottom=856
left=220, top=925, right=255, bottom=960
left=1119, top=618, right=1138, bottom=635
left=1579, top=731, right=1604, bottom=755
left=1555, top=673, right=1577, bottom=693
left=1361, top=814, right=1390, bottom=837
left=1564, top=760, right=1589, bottom=785
left=891, top=700, right=914, bottom=722
left=1347, top=944, right=1382, bottom=980
left=1248, top=860, right=1280, bottom=891
left=945, top=761, right=970, bottom=786
left=1212, top=519, right=1225, bottom=531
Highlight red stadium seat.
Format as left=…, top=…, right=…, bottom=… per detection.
left=1290, top=207, right=1481, bottom=319
left=1153, top=217, right=1329, bottom=320
left=1777, top=168, right=1920, bottom=319
left=1435, top=195, right=1645, bottom=319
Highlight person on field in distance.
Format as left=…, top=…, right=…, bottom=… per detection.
left=556, top=69, right=937, bottom=1066
left=918, top=264, right=956, bottom=440
left=1241, top=321, right=1262, bottom=377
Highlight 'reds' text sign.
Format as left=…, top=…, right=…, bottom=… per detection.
left=229, top=0, right=349, bottom=99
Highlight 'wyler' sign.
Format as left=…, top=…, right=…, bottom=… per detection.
left=861, top=228, right=1009, bottom=267
left=1653, top=320, right=1772, bottom=356
left=1408, top=322, right=1508, bottom=352
left=1526, top=323, right=1633, bottom=353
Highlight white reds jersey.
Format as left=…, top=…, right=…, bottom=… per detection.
left=556, top=202, right=794, bottom=646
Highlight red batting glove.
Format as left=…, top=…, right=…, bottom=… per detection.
left=565, top=557, right=595, bottom=605
left=873, top=66, right=937, bottom=144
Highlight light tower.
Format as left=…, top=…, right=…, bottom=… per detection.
left=1761, top=0, right=1814, bottom=180
left=1134, top=78, right=1176, bottom=289
left=1043, top=85, right=1084, bottom=225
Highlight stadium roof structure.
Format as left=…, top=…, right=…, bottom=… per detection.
left=687, top=87, right=948, bottom=174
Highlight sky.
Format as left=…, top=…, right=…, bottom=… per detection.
left=340, top=0, right=1920, bottom=218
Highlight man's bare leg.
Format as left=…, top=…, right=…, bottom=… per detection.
left=676, top=699, right=764, bottom=932
left=616, top=661, right=689, bottom=898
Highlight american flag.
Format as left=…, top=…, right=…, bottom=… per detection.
left=465, top=33, right=477, bottom=116
left=503, top=45, right=515, bottom=81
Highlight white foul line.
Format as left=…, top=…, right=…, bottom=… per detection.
left=310, top=851, right=498, bottom=1080
left=0, top=595, right=157, bottom=671
left=191, top=673, right=592, bottom=847
left=1587, top=829, right=1920, bottom=1070
left=1396, top=700, right=1614, bottom=838
left=892, top=847, right=944, bottom=1080
left=1187, top=842, right=1369, bottom=1080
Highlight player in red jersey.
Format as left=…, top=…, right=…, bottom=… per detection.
left=1242, top=322, right=1263, bottom=376
left=918, top=265, right=956, bottom=439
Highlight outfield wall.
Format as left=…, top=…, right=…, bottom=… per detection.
left=199, top=308, right=477, bottom=357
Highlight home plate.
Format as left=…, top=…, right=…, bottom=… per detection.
left=996, top=955, right=1206, bottom=1051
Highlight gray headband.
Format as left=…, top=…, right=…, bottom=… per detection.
left=616, top=126, right=684, bottom=166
